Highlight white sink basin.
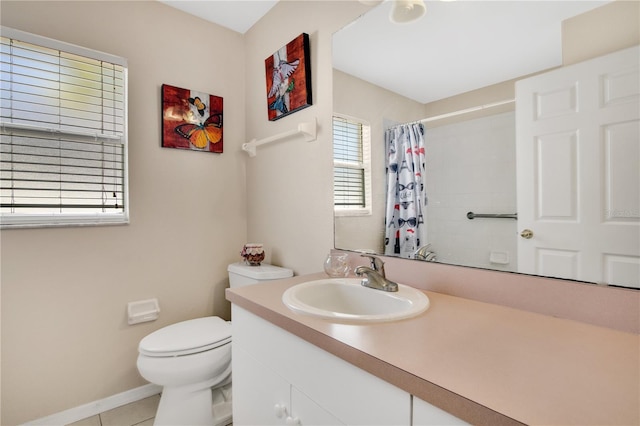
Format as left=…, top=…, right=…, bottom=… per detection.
left=282, top=278, right=430, bottom=323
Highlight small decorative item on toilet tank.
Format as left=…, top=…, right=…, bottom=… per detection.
left=241, top=243, right=265, bottom=266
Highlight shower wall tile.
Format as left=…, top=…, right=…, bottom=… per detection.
left=426, top=111, right=517, bottom=271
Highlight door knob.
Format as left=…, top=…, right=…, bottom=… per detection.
left=286, top=416, right=301, bottom=425
left=520, top=229, right=534, bottom=239
left=274, top=404, right=287, bottom=419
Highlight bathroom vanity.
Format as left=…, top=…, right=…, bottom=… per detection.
left=226, top=273, right=639, bottom=425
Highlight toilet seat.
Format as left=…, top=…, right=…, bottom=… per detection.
left=139, top=316, right=231, bottom=357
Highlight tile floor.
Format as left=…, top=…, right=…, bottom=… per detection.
left=66, top=394, right=160, bottom=426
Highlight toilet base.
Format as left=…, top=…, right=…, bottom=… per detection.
left=212, top=383, right=233, bottom=426
left=153, top=373, right=232, bottom=426
left=154, top=386, right=212, bottom=426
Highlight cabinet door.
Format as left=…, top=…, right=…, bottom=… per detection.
left=232, top=345, right=290, bottom=426
left=233, top=305, right=410, bottom=426
left=233, top=344, right=344, bottom=426
left=412, top=396, right=468, bottom=426
left=291, top=386, right=345, bottom=426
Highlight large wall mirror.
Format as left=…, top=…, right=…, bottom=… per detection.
left=332, top=0, right=639, bottom=289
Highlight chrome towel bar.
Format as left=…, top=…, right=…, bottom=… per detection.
left=467, top=211, right=518, bottom=220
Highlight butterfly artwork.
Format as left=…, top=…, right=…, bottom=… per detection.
left=264, top=33, right=312, bottom=121
left=189, top=97, right=207, bottom=117
left=161, top=84, right=224, bottom=153
left=174, top=113, right=222, bottom=149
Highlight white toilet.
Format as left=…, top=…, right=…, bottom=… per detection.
left=136, top=262, right=293, bottom=426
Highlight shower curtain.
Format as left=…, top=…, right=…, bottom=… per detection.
left=384, top=123, right=427, bottom=258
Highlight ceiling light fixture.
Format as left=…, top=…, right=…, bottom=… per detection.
left=390, top=0, right=426, bottom=24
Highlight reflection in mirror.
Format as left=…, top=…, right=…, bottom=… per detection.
left=332, top=1, right=639, bottom=289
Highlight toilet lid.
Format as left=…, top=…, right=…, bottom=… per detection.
left=139, top=316, right=231, bottom=357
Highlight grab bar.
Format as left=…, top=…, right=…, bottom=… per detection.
left=467, top=211, right=518, bottom=220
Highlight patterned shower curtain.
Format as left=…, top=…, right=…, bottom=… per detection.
left=384, top=123, right=427, bottom=258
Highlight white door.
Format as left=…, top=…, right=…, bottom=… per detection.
left=516, top=46, right=639, bottom=288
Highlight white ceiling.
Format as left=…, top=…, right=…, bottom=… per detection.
left=159, top=0, right=610, bottom=104
left=333, top=0, right=609, bottom=104
left=158, top=0, right=279, bottom=34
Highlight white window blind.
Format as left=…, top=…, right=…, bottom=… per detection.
left=0, top=27, right=128, bottom=228
left=333, top=114, right=371, bottom=215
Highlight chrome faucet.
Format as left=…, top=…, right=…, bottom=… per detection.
left=414, top=244, right=437, bottom=262
left=355, top=255, right=398, bottom=292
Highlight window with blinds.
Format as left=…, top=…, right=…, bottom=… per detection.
left=0, top=27, right=128, bottom=228
left=333, top=114, right=371, bottom=215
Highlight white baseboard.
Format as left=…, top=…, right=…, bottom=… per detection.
left=23, top=383, right=162, bottom=426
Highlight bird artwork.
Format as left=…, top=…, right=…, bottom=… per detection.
left=264, top=33, right=312, bottom=121
left=267, top=55, right=300, bottom=115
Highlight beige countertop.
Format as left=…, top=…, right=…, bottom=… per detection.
left=226, top=273, right=640, bottom=426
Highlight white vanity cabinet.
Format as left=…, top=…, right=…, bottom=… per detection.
left=231, top=305, right=411, bottom=425
left=412, top=396, right=469, bottom=426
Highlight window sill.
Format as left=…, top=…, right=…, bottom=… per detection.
left=334, top=208, right=372, bottom=217
left=0, top=214, right=129, bottom=229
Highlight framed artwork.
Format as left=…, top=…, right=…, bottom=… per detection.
left=161, top=84, right=223, bottom=153
left=265, top=33, right=312, bottom=121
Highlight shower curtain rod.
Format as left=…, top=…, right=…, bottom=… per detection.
left=420, top=98, right=515, bottom=123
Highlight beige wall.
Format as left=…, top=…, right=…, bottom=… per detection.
left=563, top=0, right=640, bottom=65
left=242, top=1, right=367, bottom=274
left=333, top=70, right=427, bottom=253
left=0, top=1, right=250, bottom=424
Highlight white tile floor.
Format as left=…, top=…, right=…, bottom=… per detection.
left=66, top=394, right=160, bottom=426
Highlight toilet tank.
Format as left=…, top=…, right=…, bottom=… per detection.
left=227, top=262, right=293, bottom=288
